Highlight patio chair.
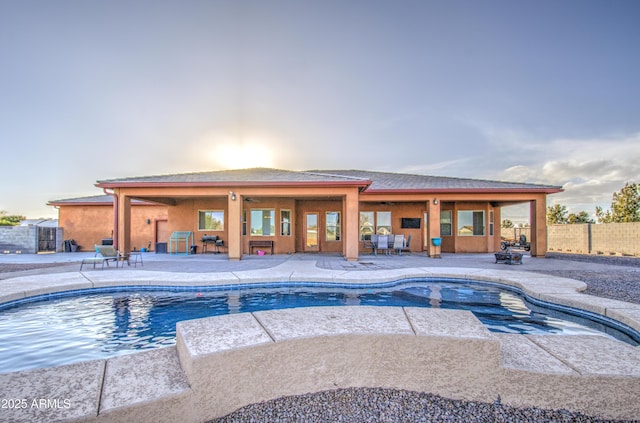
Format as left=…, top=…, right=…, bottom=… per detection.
left=80, top=245, right=128, bottom=270
left=400, top=234, right=412, bottom=255
left=364, top=234, right=378, bottom=255
left=393, top=235, right=405, bottom=255
left=376, top=235, right=390, bottom=256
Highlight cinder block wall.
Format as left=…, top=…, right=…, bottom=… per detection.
left=547, top=222, right=640, bottom=256
left=0, top=226, right=37, bottom=254
left=547, top=224, right=589, bottom=254
left=591, top=222, right=640, bottom=256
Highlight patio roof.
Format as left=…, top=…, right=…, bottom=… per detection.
left=48, top=195, right=152, bottom=206
left=95, top=168, right=370, bottom=188
left=95, top=168, right=562, bottom=194
left=311, top=170, right=563, bottom=193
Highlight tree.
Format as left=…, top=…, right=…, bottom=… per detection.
left=596, top=182, right=640, bottom=223
left=0, top=210, right=25, bottom=226
left=501, top=219, right=514, bottom=228
left=546, top=204, right=568, bottom=224
left=567, top=211, right=594, bottom=224
left=595, top=206, right=613, bottom=223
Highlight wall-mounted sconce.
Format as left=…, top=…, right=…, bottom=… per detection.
left=229, top=191, right=236, bottom=201
left=433, top=198, right=439, bottom=205
left=146, top=219, right=151, bottom=225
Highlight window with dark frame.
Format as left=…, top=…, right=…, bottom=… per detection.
left=326, top=211, right=341, bottom=241
left=440, top=210, right=452, bottom=236
left=198, top=210, right=224, bottom=231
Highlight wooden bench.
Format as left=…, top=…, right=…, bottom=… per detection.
left=249, top=240, right=274, bottom=255
left=494, top=252, right=523, bottom=265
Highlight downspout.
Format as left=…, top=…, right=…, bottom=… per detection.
left=104, top=188, right=118, bottom=250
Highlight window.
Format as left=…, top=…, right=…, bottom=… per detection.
left=440, top=211, right=452, bottom=236
left=198, top=210, right=224, bottom=231
left=376, top=211, right=391, bottom=235
left=250, top=209, right=275, bottom=236
left=242, top=209, right=247, bottom=236
left=489, top=211, right=494, bottom=236
left=280, top=210, right=291, bottom=236
left=458, top=211, right=485, bottom=236
left=359, top=211, right=374, bottom=240
left=326, top=211, right=341, bottom=241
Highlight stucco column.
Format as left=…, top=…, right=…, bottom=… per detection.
left=530, top=195, right=547, bottom=257
left=344, top=190, right=359, bottom=261
left=427, top=199, right=441, bottom=257
left=228, top=193, right=242, bottom=261
left=493, top=207, right=502, bottom=252
left=116, top=193, right=132, bottom=253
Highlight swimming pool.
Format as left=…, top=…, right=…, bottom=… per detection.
left=0, top=278, right=638, bottom=373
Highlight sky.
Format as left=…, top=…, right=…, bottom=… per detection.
left=1, top=0, right=639, bottom=223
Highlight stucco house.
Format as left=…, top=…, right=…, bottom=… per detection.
left=49, top=168, right=562, bottom=260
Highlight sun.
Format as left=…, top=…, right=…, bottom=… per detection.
left=199, top=133, right=276, bottom=169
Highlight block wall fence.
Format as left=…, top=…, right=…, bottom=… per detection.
left=0, top=226, right=38, bottom=254
left=547, top=223, right=640, bottom=257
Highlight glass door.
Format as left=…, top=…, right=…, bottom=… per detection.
left=424, top=212, right=429, bottom=250
left=304, top=213, right=319, bottom=252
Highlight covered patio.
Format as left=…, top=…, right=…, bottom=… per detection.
left=82, top=168, right=561, bottom=261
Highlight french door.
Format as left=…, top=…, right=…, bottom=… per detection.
left=304, top=212, right=319, bottom=252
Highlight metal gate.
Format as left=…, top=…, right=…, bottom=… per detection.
left=38, top=226, right=57, bottom=252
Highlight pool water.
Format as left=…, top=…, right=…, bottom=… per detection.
left=0, top=279, right=637, bottom=373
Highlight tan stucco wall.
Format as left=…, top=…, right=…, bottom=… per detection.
left=295, top=199, right=343, bottom=253
left=243, top=197, right=296, bottom=255
left=58, top=204, right=168, bottom=252
left=439, top=202, right=497, bottom=253
left=357, top=201, right=426, bottom=252
left=167, top=198, right=229, bottom=253
left=56, top=186, right=550, bottom=257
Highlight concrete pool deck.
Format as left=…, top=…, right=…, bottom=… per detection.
left=1, top=252, right=640, bottom=421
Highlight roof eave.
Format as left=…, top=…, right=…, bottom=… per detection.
left=361, top=187, right=564, bottom=195
left=95, top=180, right=372, bottom=189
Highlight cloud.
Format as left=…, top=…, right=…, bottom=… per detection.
left=491, top=132, right=640, bottom=212
left=400, top=158, right=474, bottom=175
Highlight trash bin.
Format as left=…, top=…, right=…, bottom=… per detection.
left=190, top=245, right=197, bottom=254
left=64, top=240, right=79, bottom=252
left=155, top=242, right=167, bottom=254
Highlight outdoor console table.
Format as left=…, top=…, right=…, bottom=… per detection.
left=249, top=240, right=274, bottom=255
left=494, top=251, right=523, bottom=265
left=128, top=251, right=143, bottom=267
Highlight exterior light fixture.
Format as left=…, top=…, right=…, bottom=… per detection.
left=433, top=198, right=438, bottom=205
left=230, top=191, right=236, bottom=201
left=146, top=219, right=151, bottom=224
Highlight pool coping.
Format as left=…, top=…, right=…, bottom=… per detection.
left=1, top=261, right=640, bottom=422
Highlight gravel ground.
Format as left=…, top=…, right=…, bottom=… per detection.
left=532, top=268, right=640, bottom=304
left=210, top=388, right=626, bottom=423
left=534, top=253, right=640, bottom=305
